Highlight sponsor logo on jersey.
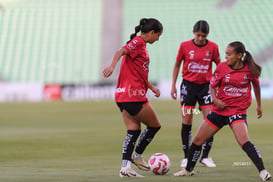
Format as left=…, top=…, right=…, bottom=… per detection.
left=223, top=85, right=248, bottom=96
left=189, top=50, right=195, bottom=59
left=143, top=61, right=149, bottom=71
left=116, top=87, right=126, bottom=93
left=206, top=51, right=211, bottom=57
left=203, top=58, right=211, bottom=61
left=244, top=74, right=249, bottom=80
left=188, top=62, right=209, bottom=73
left=224, top=74, right=231, bottom=83
left=127, top=39, right=138, bottom=50
left=210, top=73, right=218, bottom=85
left=240, top=74, right=249, bottom=84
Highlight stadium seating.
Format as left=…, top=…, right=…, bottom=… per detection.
left=0, top=0, right=272, bottom=83
left=122, top=0, right=273, bottom=82
left=0, top=0, right=103, bottom=83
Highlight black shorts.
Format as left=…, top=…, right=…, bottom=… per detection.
left=116, top=101, right=148, bottom=116
left=180, top=79, right=212, bottom=108
left=205, top=111, right=247, bottom=130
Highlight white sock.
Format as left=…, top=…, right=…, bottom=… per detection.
left=121, top=160, right=131, bottom=168
left=132, top=151, right=141, bottom=159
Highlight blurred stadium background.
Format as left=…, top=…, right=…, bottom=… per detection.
left=0, top=0, right=273, bottom=102
left=0, top=1, right=273, bottom=181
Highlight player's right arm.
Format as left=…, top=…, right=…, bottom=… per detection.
left=103, top=48, right=129, bottom=78
left=210, top=85, right=226, bottom=109
left=148, top=81, right=160, bottom=97
left=171, top=43, right=184, bottom=100
left=171, top=61, right=181, bottom=100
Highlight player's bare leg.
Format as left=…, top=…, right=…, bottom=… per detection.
left=199, top=107, right=216, bottom=167
left=174, top=121, right=218, bottom=176
left=130, top=103, right=161, bottom=171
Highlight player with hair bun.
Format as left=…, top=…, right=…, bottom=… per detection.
left=103, top=18, right=163, bottom=178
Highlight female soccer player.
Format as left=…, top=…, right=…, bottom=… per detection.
left=103, top=18, right=163, bottom=178
left=173, top=41, right=272, bottom=181
left=171, top=20, right=221, bottom=168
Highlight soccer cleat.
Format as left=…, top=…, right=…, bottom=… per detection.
left=259, top=169, right=272, bottom=181
left=180, top=158, right=188, bottom=168
left=200, top=157, right=216, bottom=167
left=173, top=168, right=194, bottom=176
left=119, top=167, right=144, bottom=178
left=131, top=154, right=150, bottom=171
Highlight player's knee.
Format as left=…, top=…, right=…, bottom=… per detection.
left=237, top=138, right=249, bottom=147
left=193, top=136, right=206, bottom=146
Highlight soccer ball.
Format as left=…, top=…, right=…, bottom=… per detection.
left=148, top=153, right=171, bottom=175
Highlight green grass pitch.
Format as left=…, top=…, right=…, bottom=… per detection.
left=0, top=100, right=272, bottom=182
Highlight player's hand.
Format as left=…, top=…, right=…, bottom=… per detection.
left=171, top=87, right=177, bottom=100
left=103, top=65, right=114, bottom=78
left=256, top=106, right=262, bottom=119
left=214, top=98, right=226, bottom=109
left=152, top=87, right=160, bottom=97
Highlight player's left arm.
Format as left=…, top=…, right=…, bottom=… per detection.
left=252, top=81, right=262, bottom=119
left=148, top=81, right=160, bottom=97
left=213, top=45, right=221, bottom=65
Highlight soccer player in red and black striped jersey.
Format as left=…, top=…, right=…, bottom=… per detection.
left=171, top=20, right=221, bottom=168
left=173, top=41, right=272, bottom=181
left=103, top=18, right=163, bottom=178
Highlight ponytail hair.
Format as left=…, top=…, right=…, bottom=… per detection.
left=244, top=50, right=262, bottom=77
left=228, top=41, right=262, bottom=77
left=127, top=18, right=163, bottom=43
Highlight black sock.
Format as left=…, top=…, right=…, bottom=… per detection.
left=135, top=126, right=161, bottom=154
left=185, top=143, right=202, bottom=172
left=122, top=130, right=141, bottom=161
left=201, top=136, right=213, bottom=159
left=242, top=141, right=265, bottom=172
left=181, top=124, right=192, bottom=158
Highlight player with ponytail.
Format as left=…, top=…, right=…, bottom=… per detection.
left=127, top=18, right=163, bottom=43
left=229, top=41, right=262, bottom=77
left=174, top=41, right=271, bottom=181
left=103, top=18, right=163, bottom=178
